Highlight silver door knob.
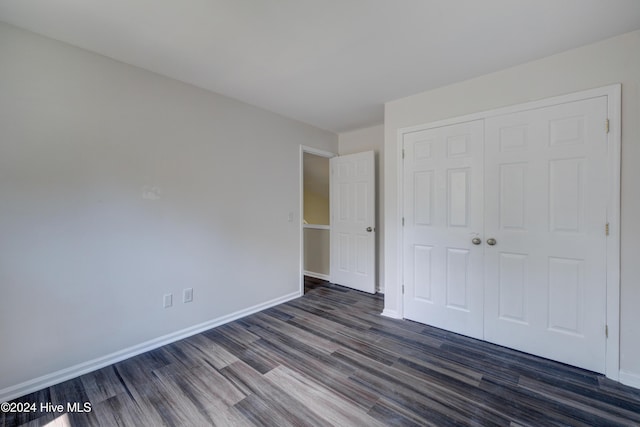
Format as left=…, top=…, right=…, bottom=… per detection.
left=471, top=237, right=482, bottom=245
left=486, top=238, right=497, bottom=246
left=366, top=227, right=373, bottom=232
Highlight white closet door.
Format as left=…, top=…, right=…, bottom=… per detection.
left=330, top=151, right=376, bottom=294
left=403, top=120, right=484, bottom=339
left=484, top=96, right=609, bottom=373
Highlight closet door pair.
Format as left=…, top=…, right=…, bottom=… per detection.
left=403, top=96, right=608, bottom=373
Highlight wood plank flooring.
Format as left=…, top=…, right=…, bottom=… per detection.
left=3, top=278, right=640, bottom=426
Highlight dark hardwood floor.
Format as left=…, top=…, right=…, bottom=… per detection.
left=3, top=278, right=640, bottom=426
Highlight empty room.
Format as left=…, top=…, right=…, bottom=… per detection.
left=1, top=1, right=640, bottom=426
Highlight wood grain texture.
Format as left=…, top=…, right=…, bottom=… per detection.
left=2, top=278, right=639, bottom=426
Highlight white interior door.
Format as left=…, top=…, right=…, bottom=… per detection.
left=403, top=120, right=484, bottom=339
left=484, top=96, right=609, bottom=373
left=330, top=151, right=376, bottom=293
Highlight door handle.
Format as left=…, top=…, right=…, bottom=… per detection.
left=486, top=238, right=497, bottom=246
left=366, top=227, right=374, bottom=232
left=471, top=237, right=482, bottom=245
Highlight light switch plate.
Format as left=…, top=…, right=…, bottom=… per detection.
left=163, top=293, right=173, bottom=308
left=183, top=288, right=193, bottom=303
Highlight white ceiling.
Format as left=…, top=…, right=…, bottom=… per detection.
left=1, top=1, right=640, bottom=133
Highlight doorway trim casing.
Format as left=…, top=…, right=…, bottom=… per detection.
left=299, top=145, right=336, bottom=296
left=391, top=84, right=621, bottom=380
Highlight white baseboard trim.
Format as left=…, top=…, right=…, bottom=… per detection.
left=0, top=291, right=300, bottom=403
left=303, top=270, right=330, bottom=282
left=381, top=308, right=402, bottom=319
left=619, top=370, right=640, bottom=390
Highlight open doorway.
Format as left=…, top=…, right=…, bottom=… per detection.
left=299, top=146, right=377, bottom=295
left=300, top=147, right=334, bottom=294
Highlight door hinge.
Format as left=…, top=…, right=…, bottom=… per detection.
left=606, top=324, right=609, bottom=338
left=605, top=118, right=610, bottom=134
left=402, top=285, right=405, bottom=295
left=402, top=148, right=405, bottom=159
left=606, top=223, right=610, bottom=236
left=402, top=217, right=405, bottom=226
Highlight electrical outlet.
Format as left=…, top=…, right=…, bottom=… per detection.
left=163, top=293, right=173, bottom=308
left=183, top=288, right=193, bottom=303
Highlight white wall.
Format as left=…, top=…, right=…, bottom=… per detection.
left=384, top=30, right=640, bottom=385
left=303, top=228, right=330, bottom=276
left=0, top=22, right=337, bottom=399
left=339, top=125, right=384, bottom=292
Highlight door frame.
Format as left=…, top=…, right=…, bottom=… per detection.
left=394, top=84, right=621, bottom=379
left=299, top=145, right=336, bottom=296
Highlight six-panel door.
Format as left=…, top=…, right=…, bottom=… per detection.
left=484, top=96, right=608, bottom=373
left=403, top=120, right=484, bottom=339
left=330, top=151, right=376, bottom=294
